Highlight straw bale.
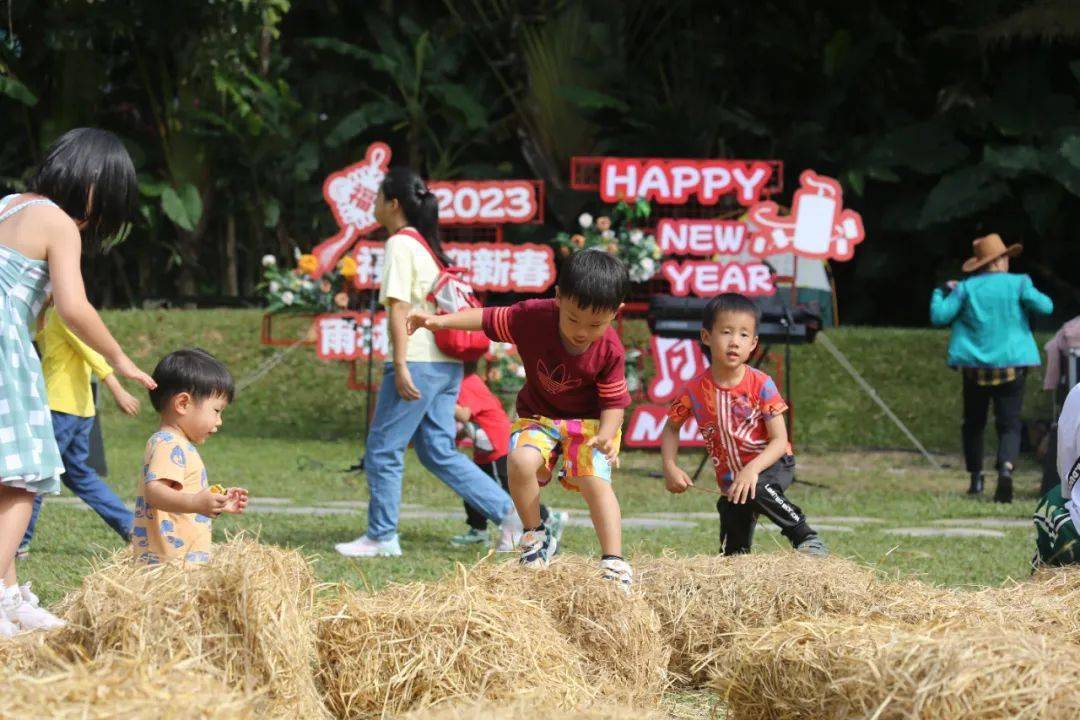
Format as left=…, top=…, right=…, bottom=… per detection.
left=0, top=626, right=59, bottom=674
left=6, top=653, right=259, bottom=719
left=467, top=557, right=671, bottom=704
left=48, top=536, right=327, bottom=719
left=635, top=552, right=889, bottom=684
left=715, top=618, right=1080, bottom=720
left=316, top=568, right=597, bottom=719
left=397, top=693, right=668, bottom=719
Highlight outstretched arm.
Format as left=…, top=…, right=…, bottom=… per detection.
left=407, top=307, right=484, bottom=335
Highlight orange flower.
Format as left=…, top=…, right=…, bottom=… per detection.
left=571, top=234, right=586, bottom=248
left=596, top=216, right=612, bottom=232
left=559, top=246, right=572, bottom=257
left=606, top=243, right=619, bottom=254
left=320, top=280, right=333, bottom=293
left=334, top=292, right=349, bottom=308
left=338, top=255, right=358, bottom=278
left=297, top=253, right=319, bottom=276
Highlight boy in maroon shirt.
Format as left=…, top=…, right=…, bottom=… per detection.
left=408, top=250, right=633, bottom=588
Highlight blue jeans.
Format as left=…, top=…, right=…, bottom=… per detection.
left=365, top=362, right=513, bottom=541
left=21, top=411, right=133, bottom=549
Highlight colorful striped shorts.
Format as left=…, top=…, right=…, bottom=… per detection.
left=509, top=416, right=621, bottom=491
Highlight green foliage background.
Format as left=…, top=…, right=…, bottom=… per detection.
left=2, top=0, right=1079, bottom=324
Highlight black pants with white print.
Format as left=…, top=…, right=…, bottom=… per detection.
left=716, top=455, right=815, bottom=555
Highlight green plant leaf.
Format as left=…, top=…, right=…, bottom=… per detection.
left=429, top=83, right=487, bottom=129
left=918, top=166, right=1008, bottom=227
left=325, top=103, right=401, bottom=148
left=264, top=198, right=280, bottom=228
left=555, top=84, right=629, bottom=112
left=161, top=183, right=203, bottom=232
left=0, top=75, right=37, bottom=106
left=983, top=145, right=1043, bottom=177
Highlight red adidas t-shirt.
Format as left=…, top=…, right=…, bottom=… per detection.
left=457, top=373, right=510, bottom=464
left=667, top=366, right=790, bottom=488
left=482, top=299, right=630, bottom=420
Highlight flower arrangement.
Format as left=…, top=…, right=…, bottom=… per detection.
left=550, top=199, right=662, bottom=283
left=483, top=342, right=526, bottom=396
left=260, top=250, right=358, bottom=314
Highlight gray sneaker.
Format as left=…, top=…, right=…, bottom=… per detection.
left=795, top=534, right=828, bottom=557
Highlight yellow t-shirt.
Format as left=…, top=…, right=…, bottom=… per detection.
left=378, top=229, right=456, bottom=363
left=132, top=430, right=212, bottom=565
left=36, top=307, right=113, bottom=417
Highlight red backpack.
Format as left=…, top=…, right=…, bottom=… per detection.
left=399, top=228, right=490, bottom=362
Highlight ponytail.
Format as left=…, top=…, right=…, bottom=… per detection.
left=380, top=167, right=449, bottom=266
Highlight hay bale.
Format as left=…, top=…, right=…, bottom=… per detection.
left=715, top=618, right=1080, bottom=720
left=316, top=568, right=597, bottom=719
left=7, top=654, right=259, bottom=719
left=635, top=553, right=887, bottom=684
left=49, top=536, right=327, bottom=719
left=0, top=627, right=60, bottom=674
left=397, top=694, right=667, bottom=719
left=467, top=557, right=671, bottom=704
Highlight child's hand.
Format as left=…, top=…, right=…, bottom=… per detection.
left=727, top=468, right=759, bottom=504
left=194, top=489, right=230, bottom=518
left=222, top=487, right=249, bottom=514
left=586, top=435, right=620, bottom=465
left=112, top=387, right=141, bottom=417
left=406, top=310, right=439, bottom=336
left=664, top=465, right=693, bottom=494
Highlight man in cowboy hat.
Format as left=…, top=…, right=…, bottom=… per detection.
left=931, top=233, right=1053, bottom=502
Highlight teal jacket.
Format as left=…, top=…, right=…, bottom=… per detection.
left=930, top=272, right=1053, bottom=368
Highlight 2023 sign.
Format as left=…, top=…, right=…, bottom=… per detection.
left=429, top=181, right=540, bottom=224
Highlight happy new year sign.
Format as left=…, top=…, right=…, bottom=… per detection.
left=599, top=159, right=775, bottom=206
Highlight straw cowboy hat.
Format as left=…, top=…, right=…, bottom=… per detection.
left=962, top=233, right=1022, bottom=273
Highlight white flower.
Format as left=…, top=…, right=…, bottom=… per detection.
left=261, top=254, right=277, bottom=268
left=293, top=247, right=302, bottom=261
left=640, top=257, right=657, bottom=274
left=601, top=229, right=614, bottom=240
left=301, top=280, right=314, bottom=291
left=578, top=213, right=593, bottom=229
left=629, top=229, right=644, bottom=245
left=514, top=365, right=526, bottom=378
left=281, top=291, right=295, bottom=305
left=269, top=281, right=280, bottom=293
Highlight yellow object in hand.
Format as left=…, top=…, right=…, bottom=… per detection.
left=209, top=484, right=226, bottom=495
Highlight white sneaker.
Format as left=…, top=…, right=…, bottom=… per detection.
left=546, top=511, right=569, bottom=547
left=334, top=534, right=402, bottom=558
left=519, top=528, right=558, bottom=569
left=0, top=605, right=18, bottom=638
left=599, top=557, right=633, bottom=593
left=1, top=582, right=64, bottom=631
left=496, top=508, right=524, bottom=553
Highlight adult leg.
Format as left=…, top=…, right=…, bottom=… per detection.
left=992, top=373, right=1025, bottom=503
left=51, top=413, right=132, bottom=541
left=411, top=364, right=513, bottom=523
left=363, top=364, right=435, bottom=541
left=0, top=485, right=34, bottom=588
left=576, top=475, right=622, bottom=558
left=463, top=460, right=497, bottom=532
left=717, top=496, right=755, bottom=555
left=962, top=375, right=990, bottom=492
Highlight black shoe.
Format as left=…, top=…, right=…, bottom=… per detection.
left=994, top=474, right=1013, bottom=504
left=967, top=472, right=984, bottom=495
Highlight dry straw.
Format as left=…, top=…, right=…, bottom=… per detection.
left=316, top=565, right=597, bottom=719
left=468, top=556, right=672, bottom=704
left=397, top=693, right=669, bottom=719
left=48, top=536, right=327, bottom=719
left=6, top=653, right=259, bottom=719
left=715, top=618, right=1080, bottom=720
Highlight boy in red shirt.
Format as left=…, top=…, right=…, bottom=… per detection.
left=661, top=293, right=827, bottom=556
left=450, top=361, right=566, bottom=550
left=408, top=250, right=633, bottom=588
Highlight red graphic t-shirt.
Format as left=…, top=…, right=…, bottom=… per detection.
left=457, top=373, right=511, bottom=464
left=482, top=299, right=630, bottom=420
left=667, top=366, right=790, bottom=488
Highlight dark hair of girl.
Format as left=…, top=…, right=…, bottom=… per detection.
left=379, top=167, right=448, bottom=265
left=28, top=127, right=137, bottom=247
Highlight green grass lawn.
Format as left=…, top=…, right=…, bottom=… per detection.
left=15, top=309, right=1053, bottom=605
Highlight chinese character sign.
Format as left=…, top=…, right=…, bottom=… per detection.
left=315, top=312, right=388, bottom=361
left=310, top=142, right=393, bottom=276
left=351, top=241, right=555, bottom=293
